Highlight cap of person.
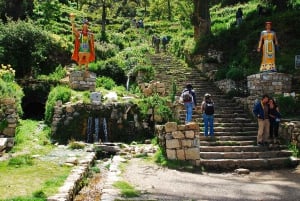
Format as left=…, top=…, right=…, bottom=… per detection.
left=204, top=93, right=211, bottom=97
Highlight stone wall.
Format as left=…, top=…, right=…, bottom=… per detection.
left=139, top=81, right=166, bottom=97
left=215, top=79, right=236, bottom=93
left=51, top=100, right=149, bottom=144
left=281, top=121, right=300, bottom=149
left=69, top=70, right=96, bottom=91
left=247, top=72, right=292, bottom=96
left=0, top=98, right=18, bottom=154
left=155, top=122, right=200, bottom=162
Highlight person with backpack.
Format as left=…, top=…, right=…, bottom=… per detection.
left=180, top=84, right=197, bottom=124
left=201, top=93, right=214, bottom=137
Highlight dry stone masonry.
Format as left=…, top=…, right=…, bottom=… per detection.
left=247, top=72, right=292, bottom=95
left=69, top=70, right=96, bottom=91
left=156, top=122, right=200, bottom=162
left=0, top=98, right=18, bottom=154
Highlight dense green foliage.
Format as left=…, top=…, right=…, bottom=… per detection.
left=45, top=86, right=72, bottom=124
left=0, top=20, right=69, bottom=78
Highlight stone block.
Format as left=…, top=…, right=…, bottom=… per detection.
left=185, top=130, right=195, bottom=138
left=166, top=139, right=180, bottom=149
left=90, top=92, right=101, bottom=103
left=165, top=122, right=178, bottom=132
left=176, top=149, right=185, bottom=160
left=185, top=122, right=199, bottom=130
left=185, top=147, right=200, bottom=160
left=181, top=139, right=193, bottom=147
left=166, top=149, right=176, bottom=160
left=172, top=131, right=185, bottom=139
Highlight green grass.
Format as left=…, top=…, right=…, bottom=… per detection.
left=113, top=181, right=140, bottom=198
left=0, top=120, right=72, bottom=200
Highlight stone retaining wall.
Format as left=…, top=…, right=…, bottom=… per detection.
left=247, top=72, right=292, bottom=95
left=0, top=98, right=18, bottom=154
left=69, top=70, right=96, bottom=91
left=155, top=122, right=200, bottom=162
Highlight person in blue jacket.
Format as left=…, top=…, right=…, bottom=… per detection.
left=253, top=94, right=270, bottom=146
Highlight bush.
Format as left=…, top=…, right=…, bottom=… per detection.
left=226, top=67, right=244, bottom=81
left=89, top=58, right=126, bottom=85
left=0, top=20, right=69, bottom=78
left=275, top=95, right=300, bottom=117
left=45, top=86, right=72, bottom=124
left=96, top=76, right=116, bottom=90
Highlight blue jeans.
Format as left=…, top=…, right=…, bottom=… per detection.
left=203, top=114, right=214, bottom=136
left=184, top=102, right=193, bottom=123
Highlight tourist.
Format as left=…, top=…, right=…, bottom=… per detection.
left=236, top=8, right=243, bottom=26
left=201, top=93, right=214, bottom=137
left=253, top=94, right=270, bottom=146
left=181, top=84, right=197, bottom=124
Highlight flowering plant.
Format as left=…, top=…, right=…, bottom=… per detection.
left=0, top=64, right=15, bottom=82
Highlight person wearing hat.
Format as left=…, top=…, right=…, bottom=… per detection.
left=201, top=93, right=214, bottom=137
left=180, top=84, right=197, bottom=123
left=70, top=14, right=95, bottom=72
left=257, top=21, right=279, bottom=72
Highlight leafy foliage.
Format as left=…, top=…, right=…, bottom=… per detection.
left=45, top=86, right=72, bottom=124
left=96, top=76, right=116, bottom=90
left=0, top=20, right=69, bottom=78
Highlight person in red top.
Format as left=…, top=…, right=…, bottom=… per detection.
left=70, top=13, right=95, bottom=72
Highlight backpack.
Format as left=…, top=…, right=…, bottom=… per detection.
left=205, top=101, right=214, bottom=115
left=182, top=90, right=192, bottom=102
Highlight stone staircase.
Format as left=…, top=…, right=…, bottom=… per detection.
left=149, top=52, right=299, bottom=171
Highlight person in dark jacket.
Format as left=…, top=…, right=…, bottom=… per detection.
left=253, top=94, right=270, bottom=146
left=268, top=98, right=281, bottom=144
left=180, top=84, right=197, bottom=124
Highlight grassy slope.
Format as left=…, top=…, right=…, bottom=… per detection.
left=0, top=120, right=71, bottom=200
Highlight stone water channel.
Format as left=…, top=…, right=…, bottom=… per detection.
left=46, top=142, right=157, bottom=201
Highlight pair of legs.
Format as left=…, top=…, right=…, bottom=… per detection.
left=257, top=119, right=270, bottom=145
left=203, top=114, right=214, bottom=136
left=270, top=120, right=279, bottom=143
left=184, top=102, right=193, bottom=123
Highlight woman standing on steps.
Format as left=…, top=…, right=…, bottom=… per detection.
left=268, top=98, right=281, bottom=144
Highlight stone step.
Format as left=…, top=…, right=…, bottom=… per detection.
left=200, top=135, right=256, bottom=141
left=200, top=131, right=257, bottom=136
left=199, top=157, right=300, bottom=171
left=199, top=145, right=287, bottom=152
left=199, top=140, right=255, bottom=146
left=200, top=150, right=293, bottom=159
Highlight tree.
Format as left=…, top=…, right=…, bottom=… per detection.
left=192, top=0, right=211, bottom=40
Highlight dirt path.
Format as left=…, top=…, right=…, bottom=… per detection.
left=121, top=158, right=300, bottom=201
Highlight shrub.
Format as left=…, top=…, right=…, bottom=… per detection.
left=226, top=67, right=244, bottom=81
left=45, top=86, right=72, bottom=124
left=96, top=76, right=116, bottom=90
left=275, top=95, right=300, bottom=117
left=89, top=58, right=126, bottom=85
left=0, top=20, right=69, bottom=78
left=0, top=64, right=24, bottom=116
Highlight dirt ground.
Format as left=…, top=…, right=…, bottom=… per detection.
left=122, top=157, right=300, bottom=201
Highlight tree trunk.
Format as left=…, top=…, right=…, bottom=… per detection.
left=192, top=0, right=211, bottom=40
left=101, top=2, right=106, bottom=33
left=167, top=0, right=171, bottom=21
